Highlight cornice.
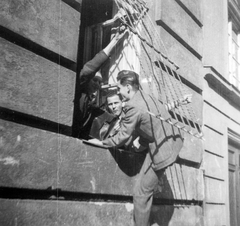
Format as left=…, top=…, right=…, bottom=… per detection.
left=229, top=129, right=240, bottom=147
left=204, top=66, right=240, bottom=109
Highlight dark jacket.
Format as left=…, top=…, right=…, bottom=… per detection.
left=102, top=90, right=184, bottom=170
left=79, top=51, right=108, bottom=95
left=78, top=51, right=109, bottom=138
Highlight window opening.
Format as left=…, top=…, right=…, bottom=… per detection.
left=228, top=21, right=240, bottom=90
left=228, top=4, right=240, bottom=91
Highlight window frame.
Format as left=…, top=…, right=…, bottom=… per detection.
left=228, top=0, right=240, bottom=90
left=228, top=21, right=240, bottom=89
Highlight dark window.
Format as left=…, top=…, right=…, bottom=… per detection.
left=72, top=0, right=113, bottom=138
left=228, top=137, right=240, bottom=226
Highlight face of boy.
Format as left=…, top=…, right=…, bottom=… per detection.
left=107, top=95, right=122, bottom=117
left=117, top=81, right=130, bottom=101
left=88, top=76, right=102, bottom=94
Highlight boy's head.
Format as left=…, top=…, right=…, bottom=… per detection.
left=106, top=90, right=123, bottom=117
left=87, top=71, right=103, bottom=94
left=116, top=70, right=140, bottom=101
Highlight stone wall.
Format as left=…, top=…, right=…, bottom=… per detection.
left=0, top=0, right=205, bottom=225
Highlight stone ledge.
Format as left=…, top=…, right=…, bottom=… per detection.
left=0, top=199, right=203, bottom=226
left=0, top=119, right=204, bottom=201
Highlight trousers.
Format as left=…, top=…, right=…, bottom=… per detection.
left=133, top=153, right=165, bottom=226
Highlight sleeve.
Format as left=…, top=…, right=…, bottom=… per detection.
left=138, top=136, right=149, bottom=147
left=102, top=105, right=140, bottom=148
left=79, top=51, right=109, bottom=86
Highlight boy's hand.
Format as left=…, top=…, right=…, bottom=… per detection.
left=111, top=25, right=129, bottom=41
left=88, top=138, right=103, bottom=146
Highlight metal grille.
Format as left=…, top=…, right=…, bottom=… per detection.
left=113, top=0, right=203, bottom=139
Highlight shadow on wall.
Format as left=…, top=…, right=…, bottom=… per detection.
left=108, top=147, right=176, bottom=225
left=109, top=148, right=195, bottom=225
left=150, top=204, right=175, bottom=226
left=150, top=171, right=175, bottom=226
left=149, top=162, right=195, bottom=225
left=81, top=140, right=188, bottom=225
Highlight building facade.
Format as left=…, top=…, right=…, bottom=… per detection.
left=0, top=0, right=239, bottom=225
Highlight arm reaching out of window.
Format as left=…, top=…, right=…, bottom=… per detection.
left=103, top=25, right=129, bottom=57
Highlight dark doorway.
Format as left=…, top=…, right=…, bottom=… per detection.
left=228, top=134, right=240, bottom=226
